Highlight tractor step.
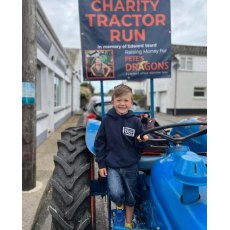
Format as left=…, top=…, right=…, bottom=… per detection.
left=111, top=209, right=151, bottom=230
left=113, top=226, right=151, bottom=230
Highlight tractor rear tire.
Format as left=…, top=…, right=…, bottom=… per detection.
left=49, top=126, right=94, bottom=230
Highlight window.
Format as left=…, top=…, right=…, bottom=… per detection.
left=180, top=56, right=193, bottom=70
left=54, top=76, right=62, bottom=107
left=66, top=83, right=70, bottom=105
left=56, top=56, right=67, bottom=72
left=187, top=57, right=193, bottom=70
left=36, top=65, right=42, bottom=111
left=36, top=22, right=52, bottom=54
left=194, top=87, right=206, bottom=97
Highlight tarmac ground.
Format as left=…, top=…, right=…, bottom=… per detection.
left=22, top=112, right=206, bottom=230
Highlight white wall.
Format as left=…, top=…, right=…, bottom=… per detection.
left=193, top=56, right=207, bottom=72
left=145, top=54, right=207, bottom=114
left=36, top=3, right=81, bottom=146
left=176, top=71, right=207, bottom=108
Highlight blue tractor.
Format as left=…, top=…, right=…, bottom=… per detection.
left=50, top=0, right=208, bottom=227
left=49, top=108, right=207, bottom=230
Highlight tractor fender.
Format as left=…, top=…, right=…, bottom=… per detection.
left=85, top=119, right=101, bottom=155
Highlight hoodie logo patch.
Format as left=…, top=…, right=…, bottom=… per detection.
left=123, top=127, right=135, bottom=137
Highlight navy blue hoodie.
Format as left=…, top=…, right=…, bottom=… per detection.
left=94, top=107, right=145, bottom=169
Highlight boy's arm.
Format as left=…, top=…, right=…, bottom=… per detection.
left=98, top=168, right=107, bottom=177
left=137, top=134, right=149, bottom=142
left=135, top=118, right=149, bottom=147
left=94, top=121, right=107, bottom=169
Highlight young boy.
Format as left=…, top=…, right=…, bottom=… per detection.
left=94, top=84, right=148, bottom=229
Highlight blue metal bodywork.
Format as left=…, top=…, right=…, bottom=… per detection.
left=86, top=119, right=207, bottom=230
left=170, top=117, right=207, bottom=153
left=149, top=146, right=207, bottom=229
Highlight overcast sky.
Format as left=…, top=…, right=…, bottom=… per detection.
left=38, top=0, right=207, bottom=92
left=39, top=0, right=207, bottom=48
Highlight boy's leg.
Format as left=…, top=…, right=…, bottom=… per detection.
left=107, top=168, right=125, bottom=205
left=107, top=168, right=126, bottom=226
left=125, top=205, right=134, bottom=224
left=120, top=164, right=139, bottom=228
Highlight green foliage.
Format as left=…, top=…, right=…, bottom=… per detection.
left=80, top=82, right=95, bottom=94
left=134, top=94, right=147, bottom=108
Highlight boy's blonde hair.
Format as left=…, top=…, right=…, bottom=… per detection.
left=112, top=84, right=134, bottom=101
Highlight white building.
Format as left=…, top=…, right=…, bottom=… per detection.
left=125, top=45, right=207, bottom=115
left=36, top=2, right=82, bottom=146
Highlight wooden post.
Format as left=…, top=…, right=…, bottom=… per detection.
left=22, top=0, right=37, bottom=190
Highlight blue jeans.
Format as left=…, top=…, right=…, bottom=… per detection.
left=107, top=164, right=138, bottom=206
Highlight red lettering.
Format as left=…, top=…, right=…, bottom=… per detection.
left=125, top=56, right=144, bottom=62
left=111, top=29, right=145, bottom=42
left=126, top=63, right=143, bottom=71
left=150, top=0, right=160, bottom=11
left=126, top=64, right=132, bottom=71
left=102, top=0, right=113, bottom=11
left=122, top=30, right=130, bottom=42
left=91, top=0, right=101, bottom=12
left=114, top=0, right=125, bottom=11
left=132, top=14, right=142, bottom=26
left=110, top=29, right=121, bottom=41
left=91, top=0, right=160, bottom=13
left=156, top=14, right=166, bottom=26
left=164, top=62, right=169, bottom=69
left=142, top=14, right=155, bottom=27
left=145, top=63, right=150, bottom=70
left=135, top=29, right=145, bottom=42
left=121, top=15, right=132, bottom=27
left=109, top=15, right=121, bottom=27
left=97, top=14, right=108, bottom=27
left=126, top=0, right=136, bottom=11
left=85, top=13, right=166, bottom=28
left=142, top=0, right=150, bottom=11
left=126, top=61, right=169, bottom=72
left=133, top=63, right=138, bottom=71
left=85, top=14, right=96, bottom=27
left=157, top=62, right=164, bottom=70
left=151, top=63, right=158, bottom=70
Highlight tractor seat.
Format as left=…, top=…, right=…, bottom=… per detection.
left=138, top=155, right=164, bottom=171
left=138, top=144, right=168, bottom=170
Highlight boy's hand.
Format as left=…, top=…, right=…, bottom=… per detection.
left=137, top=134, right=149, bottom=142
left=99, top=168, right=107, bottom=177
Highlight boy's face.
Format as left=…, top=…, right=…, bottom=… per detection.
left=112, top=92, right=133, bottom=115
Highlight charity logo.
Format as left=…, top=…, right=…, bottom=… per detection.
left=123, top=127, right=135, bottom=137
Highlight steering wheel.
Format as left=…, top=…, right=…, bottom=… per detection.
left=140, top=122, right=207, bottom=145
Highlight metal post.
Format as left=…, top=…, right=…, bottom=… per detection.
left=22, top=0, right=37, bottom=190
left=173, top=62, right=180, bottom=116
left=173, top=69, right=177, bottom=116
left=100, top=80, right=105, bottom=117
left=150, top=78, right=154, bottom=118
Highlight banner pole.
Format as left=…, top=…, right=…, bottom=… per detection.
left=100, top=80, right=105, bottom=117
left=150, top=78, right=154, bottom=118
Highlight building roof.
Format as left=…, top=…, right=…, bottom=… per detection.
left=172, top=44, right=207, bottom=56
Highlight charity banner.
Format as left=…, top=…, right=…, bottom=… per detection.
left=78, top=0, right=171, bottom=81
